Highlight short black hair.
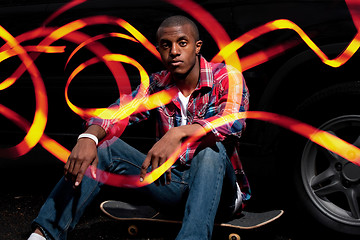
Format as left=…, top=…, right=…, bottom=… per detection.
left=156, top=15, right=200, bottom=41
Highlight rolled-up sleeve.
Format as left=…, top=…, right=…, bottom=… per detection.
left=86, top=98, right=121, bottom=134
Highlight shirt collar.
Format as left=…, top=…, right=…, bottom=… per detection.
left=196, top=55, right=213, bottom=90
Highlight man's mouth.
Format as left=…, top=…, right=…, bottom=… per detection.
left=170, top=60, right=183, bottom=67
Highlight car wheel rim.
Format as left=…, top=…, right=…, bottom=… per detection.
left=301, top=115, right=360, bottom=227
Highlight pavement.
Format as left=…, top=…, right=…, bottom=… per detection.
left=0, top=147, right=358, bottom=240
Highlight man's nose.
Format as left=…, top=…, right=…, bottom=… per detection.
left=170, top=44, right=180, bottom=56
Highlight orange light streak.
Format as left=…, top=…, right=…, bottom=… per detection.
left=212, top=19, right=360, bottom=68
left=0, top=46, right=65, bottom=62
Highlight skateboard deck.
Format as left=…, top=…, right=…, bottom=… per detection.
left=100, top=200, right=283, bottom=239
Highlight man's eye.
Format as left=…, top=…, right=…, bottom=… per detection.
left=179, top=41, right=187, bottom=47
left=162, top=43, right=170, bottom=49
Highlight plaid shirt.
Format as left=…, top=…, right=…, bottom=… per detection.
left=88, top=56, right=251, bottom=201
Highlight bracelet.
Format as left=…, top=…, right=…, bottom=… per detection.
left=78, top=133, right=98, bottom=146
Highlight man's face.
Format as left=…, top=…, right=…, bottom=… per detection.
left=157, top=24, right=202, bottom=77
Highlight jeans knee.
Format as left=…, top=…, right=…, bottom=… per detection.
left=192, top=142, right=227, bottom=170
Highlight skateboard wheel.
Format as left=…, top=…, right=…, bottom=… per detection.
left=229, top=233, right=240, bottom=240
left=128, top=225, right=138, bottom=236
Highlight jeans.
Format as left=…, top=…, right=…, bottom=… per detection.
left=33, top=137, right=238, bottom=240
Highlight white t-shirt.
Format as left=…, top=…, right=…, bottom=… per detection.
left=178, top=91, right=191, bottom=126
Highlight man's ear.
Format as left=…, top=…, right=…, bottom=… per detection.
left=195, top=40, right=203, bottom=55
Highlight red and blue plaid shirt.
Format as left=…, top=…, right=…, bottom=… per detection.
left=88, top=56, right=251, bottom=201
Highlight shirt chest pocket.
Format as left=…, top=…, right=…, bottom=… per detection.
left=195, top=103, right=209, bottom=118
left=159, top=104, right=175, bottom=117
left=193, top=92, right=211, bottom=119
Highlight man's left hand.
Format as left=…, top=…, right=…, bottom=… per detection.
left=140, top=127, right=183, bottom=185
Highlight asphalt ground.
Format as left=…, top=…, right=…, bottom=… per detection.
left=1, top=146, right=358, bottom=240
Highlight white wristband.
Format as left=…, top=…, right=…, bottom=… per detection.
left=78, top=133, right=98, bottom=146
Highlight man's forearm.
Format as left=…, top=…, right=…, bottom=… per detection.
left=176, top=123, right=206, bottom=140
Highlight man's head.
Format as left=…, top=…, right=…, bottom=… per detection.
left=156, top=15, right=203, bottom=78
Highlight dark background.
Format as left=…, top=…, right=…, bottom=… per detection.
left=0, top=0, right=360, bottom=239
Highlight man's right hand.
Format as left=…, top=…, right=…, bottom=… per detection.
left=64, top=138, right=98, bottom=187
left=64, top=125, right=106, bottom=188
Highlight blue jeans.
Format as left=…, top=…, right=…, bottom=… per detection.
left=33, top=137, right=238, bottom=240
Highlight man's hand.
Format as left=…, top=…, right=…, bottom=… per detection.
left=64, top=138, right=98, bottom=187
left=140, top=124, right=206, bottom=185
left=64, top=125, right=106, bottom=187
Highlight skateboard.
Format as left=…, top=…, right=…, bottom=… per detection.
left=100, top=200, right=284, bottom=240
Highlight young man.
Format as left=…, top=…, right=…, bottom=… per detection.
left=28, top=15, right=250, bottom=240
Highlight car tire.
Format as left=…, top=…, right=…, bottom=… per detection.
left=290, top=82, right=360, bottom=236
left=298, top=115, right=360, bottom=235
